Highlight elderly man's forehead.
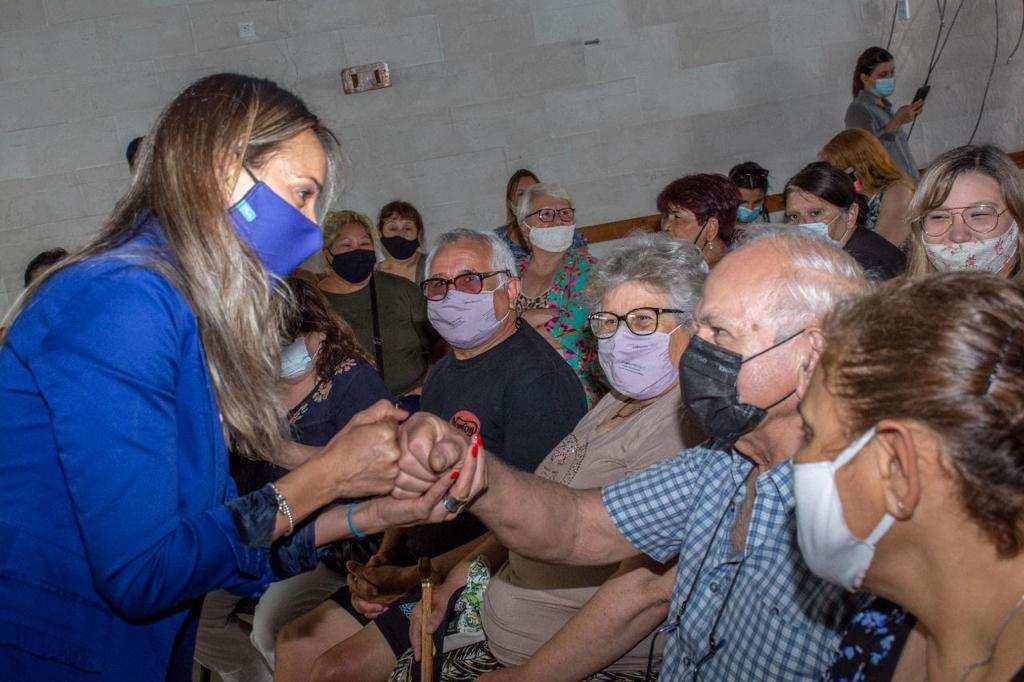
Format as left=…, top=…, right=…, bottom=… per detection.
left=701, top=247, right=780, bottom=319
left=430, top=239, right=492, bottom=276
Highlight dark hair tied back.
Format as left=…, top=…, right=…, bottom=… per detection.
left=852, top=46, right=894, bottom=97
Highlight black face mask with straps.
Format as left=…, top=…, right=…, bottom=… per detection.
left=679, top=330, right=804, bottom=445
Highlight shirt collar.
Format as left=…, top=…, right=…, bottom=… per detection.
left=856, top=88, right=891, bottom=112
left=722, top=446, right=795, bottom=506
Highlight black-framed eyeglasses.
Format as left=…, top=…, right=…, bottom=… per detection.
left=920, top=203, right=1008, bottom=238
left=525, top=207, right=575, bottom=224
left=420, top=270, right=510, bottom=301
left=589, top=307, right=686, bottom=339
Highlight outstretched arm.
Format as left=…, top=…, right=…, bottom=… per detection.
left=471, top=457, right=637, bottom=566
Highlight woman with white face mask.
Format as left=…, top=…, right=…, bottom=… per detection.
left=196, top=276, right=393, bottom=681
left=784, top=162, right=906, bottom=280
left=515, top=182, right=603, bottom=404
left=792, top=272, right=1024, bottom=682
left=906, top=144, right=1024, bottom=279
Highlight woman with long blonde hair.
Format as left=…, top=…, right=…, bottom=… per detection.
left=905, top=144, right=1024, bottom=279
left=0, top=73, right=468, bottom=680
left=820, top=127, right=915, bottom=249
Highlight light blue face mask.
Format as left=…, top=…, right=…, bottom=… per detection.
left=871, top=77, right=895, bottom=98
left=280, top=337, right=315, bottom=379
left=800, top=222, right=832, bottom=240
left=737, top=205, right=763, bottom=224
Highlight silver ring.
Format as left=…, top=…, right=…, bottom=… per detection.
left=442, top=495, right=463, bottom=514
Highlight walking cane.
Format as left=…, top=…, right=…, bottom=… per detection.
left=419, top=557, right=433, bottom=682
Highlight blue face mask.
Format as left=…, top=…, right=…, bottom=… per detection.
left=228, top=169, right=323, bottom=279
left=794, top=223, right=835, bottom=241
left=871, top=77, right=895, bottom=98
left=737, top=205, right=763, bottom=224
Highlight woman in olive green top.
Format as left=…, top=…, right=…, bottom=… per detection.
left=317, top=211, right=435, bottom=404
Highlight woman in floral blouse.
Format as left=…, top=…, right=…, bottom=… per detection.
left=513, top=182, right=604, bottom=405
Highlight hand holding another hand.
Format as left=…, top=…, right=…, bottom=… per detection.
left=316, top=400, right=407, bottom=498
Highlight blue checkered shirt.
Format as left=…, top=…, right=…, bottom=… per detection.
left=603, top=443, right=858, bottom=680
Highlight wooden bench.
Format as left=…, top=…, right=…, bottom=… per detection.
left=580, top=149, right=1024, bottom=244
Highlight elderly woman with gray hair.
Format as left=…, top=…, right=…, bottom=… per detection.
left=388, top=232, right=708, bottom=681
left=515, top=182, right=603, bottom=403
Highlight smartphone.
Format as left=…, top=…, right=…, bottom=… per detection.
left=913, top=84, right=931, bottom=103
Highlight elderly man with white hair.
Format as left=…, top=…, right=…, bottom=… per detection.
left=397, top=226, right=871, bottom=680
left=275, top=228, right=587, bottom=682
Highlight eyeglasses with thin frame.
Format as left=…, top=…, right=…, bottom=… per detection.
left=525, top=207, right=575, bottom=224
left=921, top=203, right=1008, bottom=238
left=420, top=270, right=510, bottom=301
left=589, top=307, right=686, bottom=339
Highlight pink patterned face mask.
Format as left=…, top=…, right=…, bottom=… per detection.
left=924, top=221, right=1020, bottom=273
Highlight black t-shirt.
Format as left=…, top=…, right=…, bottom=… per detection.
left=844, top=225, right=906, bottom=280
left=406, top=323, right=588, bottom=558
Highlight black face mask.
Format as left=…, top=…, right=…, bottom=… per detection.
left=330, top=249, right=376, bottom=283
left=679, top=330, right=804, bottom=445
left=380, top=235, right=421, bottom=261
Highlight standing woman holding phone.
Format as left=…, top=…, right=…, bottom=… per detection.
left=845, top=46, right=924, bottom=181
left=0, top=73, right=470, bottom=681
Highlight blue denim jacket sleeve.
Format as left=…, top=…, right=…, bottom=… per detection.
left=227, top=483, right=321, bottom=577
left=25, top=267, right=281, bottom=619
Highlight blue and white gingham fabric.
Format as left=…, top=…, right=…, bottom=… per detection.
left=603, top=443, right=859, bottom=681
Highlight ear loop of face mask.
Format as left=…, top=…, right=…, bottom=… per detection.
left=664, top=214, right=710, bottom=250
left=742, top=328, right=806, bottom=411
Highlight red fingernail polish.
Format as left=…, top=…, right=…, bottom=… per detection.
left=450, top=470, right=460, bottom=480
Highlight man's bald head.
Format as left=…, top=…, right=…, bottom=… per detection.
left=689, top=226, right=869, bottom=463
left=716, top=226, right=868, bottom=339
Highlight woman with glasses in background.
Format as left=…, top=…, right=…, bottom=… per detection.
left=906, top=145, right=1023, bottom=279
left=514, top=182, right=603, bottom=405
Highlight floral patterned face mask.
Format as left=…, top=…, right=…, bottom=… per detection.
left=924, top=221, right=1020, bottom=273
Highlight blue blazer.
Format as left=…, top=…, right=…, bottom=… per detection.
left=0, top=232, right=276, bottom=679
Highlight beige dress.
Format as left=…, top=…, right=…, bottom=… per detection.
left=481, top=388, right=704, bottom=671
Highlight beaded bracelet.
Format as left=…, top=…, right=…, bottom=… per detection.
left=267, top=483, right=294, bottom=536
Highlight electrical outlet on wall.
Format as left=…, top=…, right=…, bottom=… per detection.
left=897, top=0, right=911, bottom=21
left=238, top=22, right=256, bottom=40
left=341, top=62, right=392, bottom=94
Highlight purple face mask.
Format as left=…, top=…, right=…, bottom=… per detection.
left=598, top=326, right=681, bottom=400
left=228, top=171, right=322, bottom=279
left=427, top=286, right=508, bottom=349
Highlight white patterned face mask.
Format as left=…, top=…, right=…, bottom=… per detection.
left=924, top=221, right=1020, bottom=273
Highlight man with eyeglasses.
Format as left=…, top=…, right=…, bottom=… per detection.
left=396, top=227, right=871, bottom=680
left=285, top=229, right=587, bottom=681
